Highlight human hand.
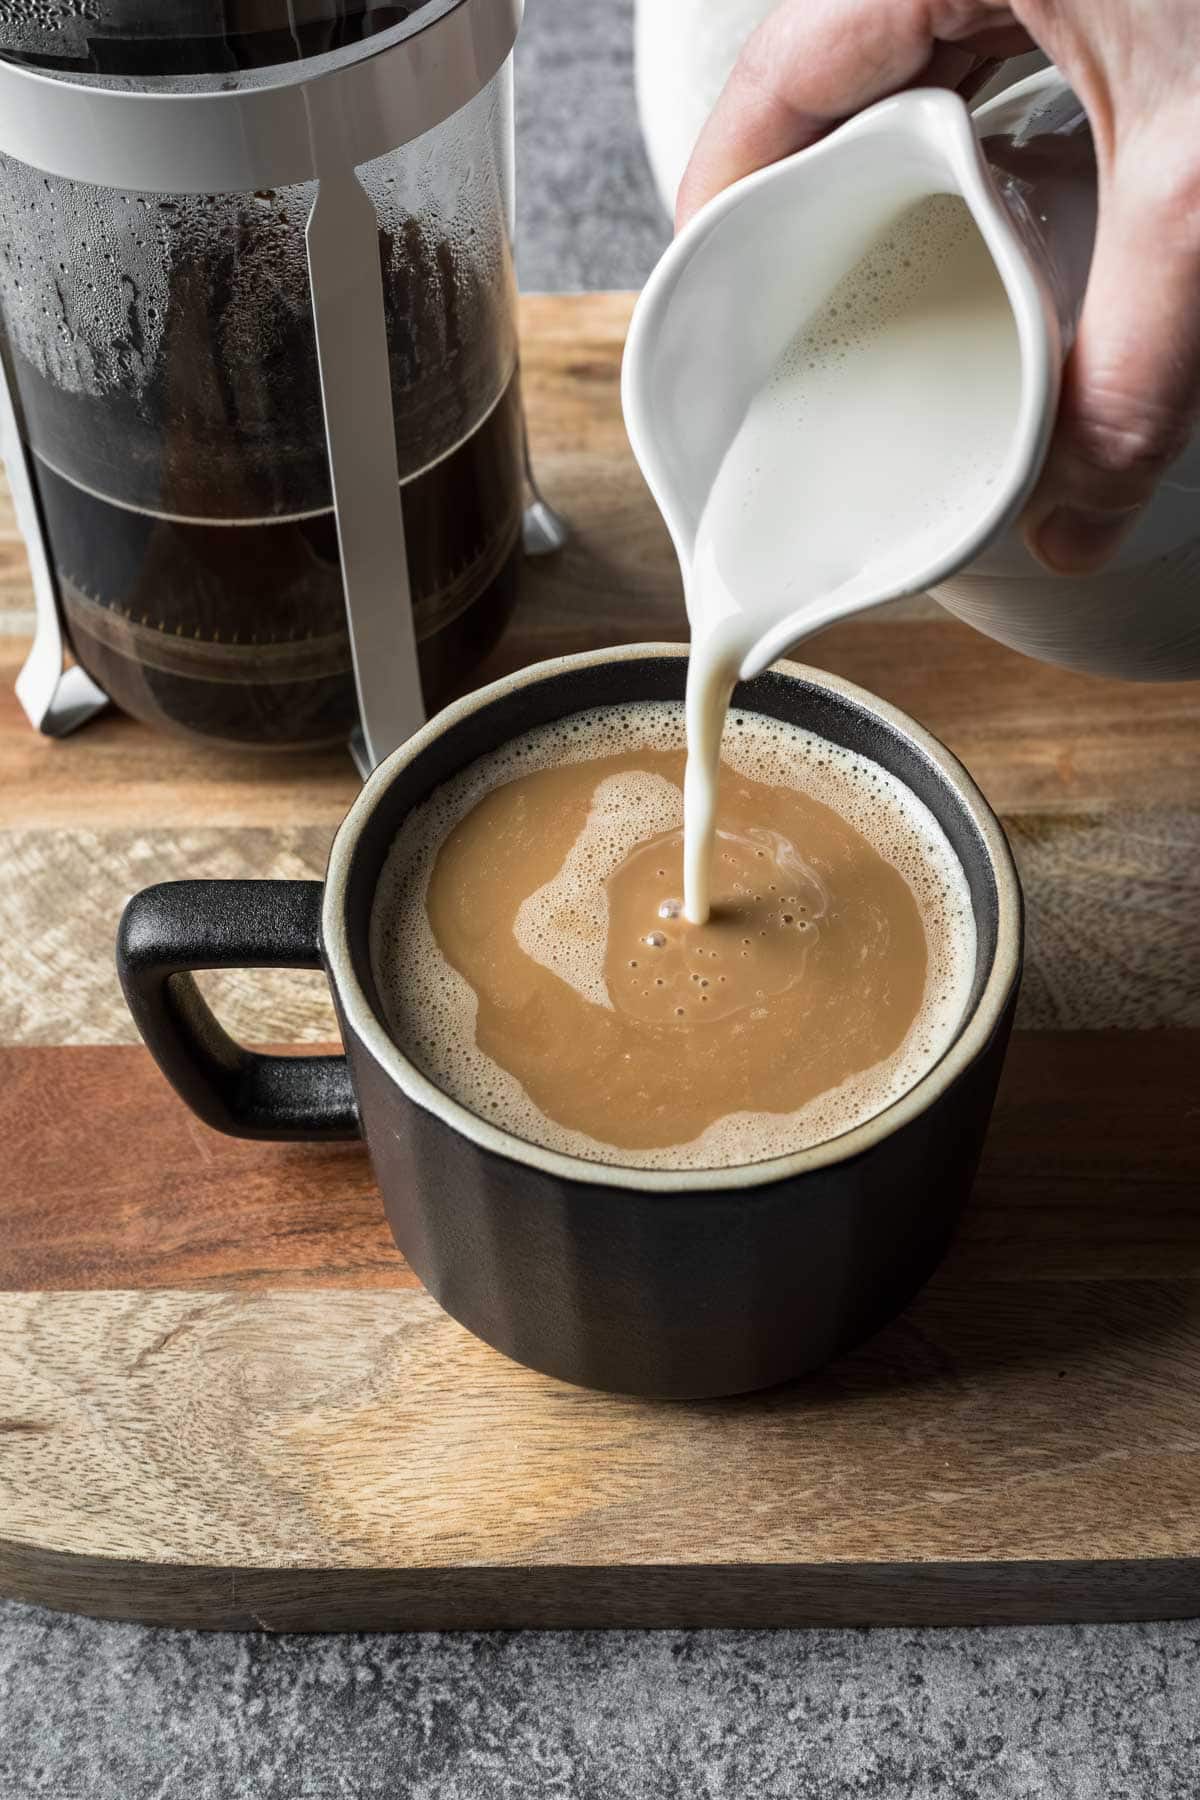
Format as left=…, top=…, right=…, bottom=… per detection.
left=677, top=1, right=1200, bottom=576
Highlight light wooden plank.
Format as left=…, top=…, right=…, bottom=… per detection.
left=3, top=1274, right=1200, bottom=1628
left=1, top=810, right=1196, bottom=1047
left=0, top=827, right=339, bottom=1047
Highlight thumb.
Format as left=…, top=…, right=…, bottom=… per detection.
left=1026, top=141, right=1200, bottom=575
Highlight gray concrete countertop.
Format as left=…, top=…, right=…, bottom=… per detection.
left=1, top=3, right=1194, bottom=1795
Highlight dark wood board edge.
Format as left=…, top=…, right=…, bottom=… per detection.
left=4, top=1543, right=1199, bottom=1631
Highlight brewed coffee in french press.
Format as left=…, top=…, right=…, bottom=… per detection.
left=0, top=0, right=564, bottom=770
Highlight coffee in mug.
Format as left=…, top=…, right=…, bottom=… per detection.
left=370, top=698, right=975, bottom=1168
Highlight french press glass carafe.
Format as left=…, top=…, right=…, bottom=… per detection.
left=0, top=0, right=563, bottom=769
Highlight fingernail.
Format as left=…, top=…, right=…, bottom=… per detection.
left=1032, top=506, right=1137, bottom=576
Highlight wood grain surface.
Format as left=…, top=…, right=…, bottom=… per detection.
left=1, top=292, right=1199, bottom=1630
left=5, top=1280, right=1200, bottom=1630
left=1, top=1032, right=1196, bottom=1293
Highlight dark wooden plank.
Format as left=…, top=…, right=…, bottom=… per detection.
left=7, top=1549, right=1200, bottom=1632
left=0, top=1046, right=408, bottom=1292
left=2, top=1033, right=1197, bottom=1292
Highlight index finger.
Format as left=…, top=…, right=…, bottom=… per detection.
left=674, top=0, right=1028, bottom=227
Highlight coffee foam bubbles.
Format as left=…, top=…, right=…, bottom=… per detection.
left=369, top=699, right=977, bottom=1170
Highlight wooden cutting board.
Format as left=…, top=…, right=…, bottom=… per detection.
left=2, top=293, right=1199, bottom=1632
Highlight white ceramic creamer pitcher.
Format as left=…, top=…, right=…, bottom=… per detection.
left=624, top=68, right=1200, bottom=682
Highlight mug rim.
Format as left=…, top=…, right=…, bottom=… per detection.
left=323, top=643, right=1021, bottom=1194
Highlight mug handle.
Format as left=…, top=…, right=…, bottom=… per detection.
left=116, top=879, right=360, bottom=1142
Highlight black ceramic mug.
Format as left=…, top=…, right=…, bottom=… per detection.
left=117, top=645, right=1022, bottom=1398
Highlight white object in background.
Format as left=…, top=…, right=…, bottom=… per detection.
left=634, top=0, right=775, bottom=215
left=624, top=70, right=1200, bottom=681
left=632, top=0, right=1047, bottom=217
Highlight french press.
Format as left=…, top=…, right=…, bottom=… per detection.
left=0, top=0, right=565, bottom=772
